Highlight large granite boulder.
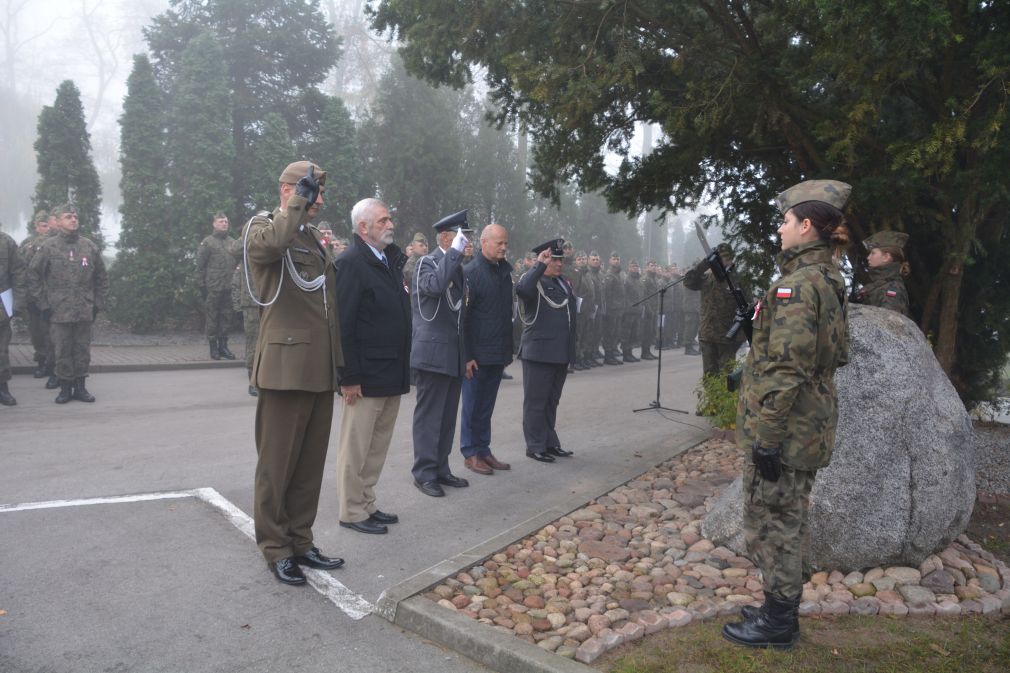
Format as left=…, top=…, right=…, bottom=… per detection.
left=703, top=305, right=975, bottom=572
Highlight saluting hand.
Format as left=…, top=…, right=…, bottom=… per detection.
left=295, top=165, right=320, bottom=206
left=537, top=249, right=552, bottom=264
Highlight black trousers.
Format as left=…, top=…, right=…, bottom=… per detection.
left=412, top=370, right=463, bottom=482
left=521, top=360, right=567, bottom=452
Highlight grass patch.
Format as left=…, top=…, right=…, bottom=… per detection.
left=596, top=615, right=1010, bottom=673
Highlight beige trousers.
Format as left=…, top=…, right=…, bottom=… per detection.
left=336, top=394, right=401, bottom=522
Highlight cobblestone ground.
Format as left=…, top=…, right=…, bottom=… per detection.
left=422, top=438, right=1010, bottom=665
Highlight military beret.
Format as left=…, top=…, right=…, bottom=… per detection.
left=532, top=238, right=565, bottom=257
left=609, top=251, right=621, bottom=258
left=433, top=209, right=470, bottom=233
left=863, top=230, right=909, bottom=250
left=775, top=179, right=851, bottom=214
left=54, top=203, right=77, bottom=216
left=33, top=209, right=48, bottom=222
left=278, top=160, right=327, bottom=186
left=412, top=231, right=429, bottom=244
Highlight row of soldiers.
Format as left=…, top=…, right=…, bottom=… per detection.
left=400, top=234, right=706, bottom=370
left=1, top=206, right=108, bottom=406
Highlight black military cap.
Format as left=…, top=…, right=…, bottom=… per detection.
left=532, top=238, right=565, bottom=258
left=433, top=209, right=470, bottom=233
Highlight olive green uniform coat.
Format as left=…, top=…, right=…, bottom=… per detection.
left=19, top=231, right=53, bottom=367
left=244, top=194, right=344, bottom=563
left=571, top=265, right=596, bottom=361
left=0, top=232, right=27, bottom=383
left=736, top=239, right=848, bottom=599
left=602, top=266, right=625, bottom=355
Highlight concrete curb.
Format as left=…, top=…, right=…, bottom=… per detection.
left=376, top=427, right=711, bottom=673
left=11, top=360, right=245, bottom=376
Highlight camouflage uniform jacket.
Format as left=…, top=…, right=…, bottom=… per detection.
left=624, top=271, right=645, bottom=316
left=28, top=230, right=108, bottom=323
left=231, top=261, right=259, bottom=312
left=17, top=232, right=45, bottom=302
left=587, top=266, right=605, bottom=316
left=683, top=261, right=740, bottom=344
left=604, top=266, right=625, bottom=316
left=402, top=253, right=422, bottom=289
left=571, top=266, right=596, bottom=316
left=0, top=232, right=27, bottom=325
left=196, top=232, right=239, bottom=292
left=642, top=271, right=660, bottom=313
left=736, top=240, right=848, bottom=471
left=852, top=263, right=909, bottom=317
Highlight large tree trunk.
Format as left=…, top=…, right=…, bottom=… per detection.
left=933, top=260, right=963, bottom=376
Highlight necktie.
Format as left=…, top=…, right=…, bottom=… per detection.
left=381, top=254, right=389, bottom=268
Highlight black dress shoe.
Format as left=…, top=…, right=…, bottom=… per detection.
left=501, top=371, right=514, bottom=380
left=340, top=519, right=389, bottom=534
left=414, top=480, right=445, bottom=497
left=526, top=451, right=556, bottom=463
left=270, top=557, right=307, bottom=585
left=545, top=446, right=574, bottom=458
left=437, top=473, right=469, bottom=488
left=294, top=547, right=345, bottom=570
left=369, top=509, right=399, bottom=524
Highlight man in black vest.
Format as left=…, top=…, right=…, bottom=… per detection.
left=516, top=239, right=577, bottom=463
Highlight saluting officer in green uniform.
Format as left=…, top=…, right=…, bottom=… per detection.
left=723, top=180, right=851, bottom=650
left=245, top=160, right=346, bottom=586
left=196, top=212, right=239, bottom=360
left=27, top=204, right=109, bottom=404
left=850, top=230, right=911, bottom=317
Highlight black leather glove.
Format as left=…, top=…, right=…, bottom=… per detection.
left=295, top=165, right=320, bottom=206
left=752, top=442, right=782, bottom=482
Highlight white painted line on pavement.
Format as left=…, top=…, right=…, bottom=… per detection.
left=0, top=487, right=375, bottom=620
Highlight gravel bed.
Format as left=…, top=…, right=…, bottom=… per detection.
left=974, top=422, right=1010, bottom=496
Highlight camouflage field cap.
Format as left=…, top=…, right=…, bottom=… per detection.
left=278, top=160, right=327, bottom=186
left=412, top=231, right=429, bottom=244
left=54, top=203, right=77, bottom=216
left=316, top=221, right=333, bottom=232
left=715, top=242, right=733, bottom=256
left=562, top=240, right=574, bottom=251
left=33, top=209, right=48, bottom=223
left=775, top=179, right=851, bottom=214
left=609, top=251, right=621, bottom=259
left=863, top=230, right=909, bottom=250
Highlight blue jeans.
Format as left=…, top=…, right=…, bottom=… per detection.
left=460, top=364, right=505, bottom=458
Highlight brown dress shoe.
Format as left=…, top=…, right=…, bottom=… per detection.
left=464, top=455, right=493, bottom=475
left=483, top=453, right=511, bottom=470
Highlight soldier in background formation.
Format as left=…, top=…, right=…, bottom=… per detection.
left=402, top=231, right=428, bottom=289
left=20, top=210, right=56, bottom=384
left=1, top=225, right=26, bottom=406
left=196, top=212, right=239, bottom=361
left=850, top=230, right=911, bottom=317
left=640, top=260, right=659, bottom=360
left=27, top=204, right=108, bottom=404
left=585, top=251, right=605, bottom=366
left=681, top=276, right=701, bottom=356
left=602, top=252, right=625, bottom=365
left=683, top=243, right=744, bottom=376
left=621, top=259, right=644, bottom=363
left=570, top=250, right=595, bottom=370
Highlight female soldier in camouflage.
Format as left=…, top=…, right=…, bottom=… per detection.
left=850, top=230, right=910, bottom=317
left=722, top=180, right=851, bottom=650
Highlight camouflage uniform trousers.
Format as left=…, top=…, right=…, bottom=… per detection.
left=576, top=311, right=593, bottom=361
left=51, top=321, right=93, bottom=380
left=743, top=463, right=817, bottom=600
left=602, top=313, right=622, bottom=355
left=590, top=314, right=604, bottom=357
left=700, top=341, right=740, bottom=376
left=0, top=321, right=11, bottom=383
left=621, top=308, right=642, bottom=356
left=28, top=310, right=52, bottom=366
left=681, top=310, right=699, bottom=349
left=668, top=307, right=683, bottom=347
left=204, top=288, right=235, bottom=339
left=640, top=310, right=656, bottom=353
left=243, top=307, right=261, bottom=373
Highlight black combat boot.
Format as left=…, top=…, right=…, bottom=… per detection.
left=604, top=351, right=622, bottom=365
left=218, top=337, right=236, bottom=360
left=33, top=362, right=47, bottom=378
left=209, top=337, right=221, bottom=360
left=55, top=380, right=74, bottom=404
left=0, top=382, right=16, bottom=406
left=722, top=594, right=799, bottom=649
left=740, top=600, right=800, bottom=639
left=640, top=348, right=657, bottom=360
left=622, top=351, right=640, bottom=363
left=45, top=364, right=59, bottom=389
left=73, top=377, right=96, bottom=403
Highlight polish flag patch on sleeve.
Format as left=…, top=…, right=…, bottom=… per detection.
left=775, top=287, right=793, bottom=299
left=886, top=290, right=898, bottom=297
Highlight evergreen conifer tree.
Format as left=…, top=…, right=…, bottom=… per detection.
left=32, top=80, right=104, bottom=247
left=109, top=54, right=181, bottom=330
left=302, top=95, right=360, bottom=233
left=246, top=113, right=295, bottom=216
left=166, top=31, right=236, bottom=255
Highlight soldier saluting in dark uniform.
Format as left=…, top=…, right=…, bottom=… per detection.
left=516, top=239, right=577, bottom=463
left=723, top=180, right=851, bottom=650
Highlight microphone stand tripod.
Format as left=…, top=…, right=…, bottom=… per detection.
left=632, top=277, right=688, bottom=415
